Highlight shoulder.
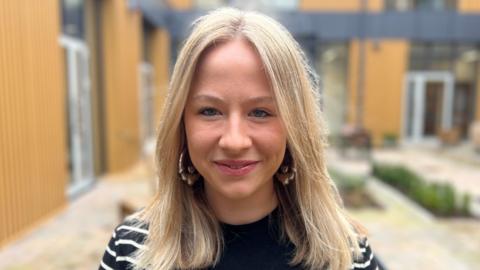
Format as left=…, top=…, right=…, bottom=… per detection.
left=351, top=237, right=380, bottom=270
left=99, top=218, right=150, bottom=270
left=114, top=218, right=150, bottom=244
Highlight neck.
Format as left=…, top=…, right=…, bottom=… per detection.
left=205, top=182, right=278, bottom=225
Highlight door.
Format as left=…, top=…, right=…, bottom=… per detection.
left=403, top=72, right=454, bottom=143
left=60, top=35, right=95, bottom=197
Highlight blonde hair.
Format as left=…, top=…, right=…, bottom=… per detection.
left=133, top=8, right=362, bottom=270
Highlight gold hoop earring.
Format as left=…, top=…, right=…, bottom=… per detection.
left=178, top=150, right=199, bottom=186
left=276, top=164, right=296, bottom=185
left=276, top=149, right=296, bottom=185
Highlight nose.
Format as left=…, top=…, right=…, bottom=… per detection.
left=218, top=113, right=252, bottom=153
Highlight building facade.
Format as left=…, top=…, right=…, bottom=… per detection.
left=0, top=0, right=169, bottom=246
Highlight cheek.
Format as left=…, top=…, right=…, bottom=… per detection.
left=254, top=124, right=287, bottom=161
left=184, top=119, right=218, bottom=161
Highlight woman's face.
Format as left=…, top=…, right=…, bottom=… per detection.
left=184, top=38, right=287, bottom=203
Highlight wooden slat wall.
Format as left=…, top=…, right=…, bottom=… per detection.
left=0, top=0, right=67, bottom=246
left=168, top=0, right=192, bottom=10
left=458, top=0, right=480, bottom=12
left=151, top=28, right=170, bottom=126
left=102, top=0, right=143, bottom=172
left=347, top=40, right=409, bottom=146
left=299, top=0, right=383, bottom=12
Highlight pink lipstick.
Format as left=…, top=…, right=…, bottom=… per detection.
left=213, top=160, right=259, bottom=176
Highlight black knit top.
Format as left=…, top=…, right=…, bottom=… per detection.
left=99, top=209, right=379, bottom=270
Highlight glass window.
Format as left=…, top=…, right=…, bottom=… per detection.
left=142, top=19, right=155, bottom=62
left=409, top=43, right=453, bottom=71
left=415, top=0, right=457, bottom=10
left=385, top=0, right=413, bottom=11
left=385, top=0, right=457, bottom=11
left=452, top=45, right=479, bottom=137
left=315, top=42, right=349, bottom=135
left=409, top=43, right=480, bottom=138
left=194, top=0, right=227, bottom=9
left=61, top=0, right=85, bottom=39
left=229, top=0, right=298, bottom=11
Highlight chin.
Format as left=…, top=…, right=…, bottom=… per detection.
left=219, top=183, right=258, bottom=200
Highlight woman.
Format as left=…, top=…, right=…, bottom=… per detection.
left=100, top=8, right=379, bottom=270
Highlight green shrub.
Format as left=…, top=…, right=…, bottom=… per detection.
left=383, top=133, right=398, bottom=147
left=372, top=163, right=471, bottom=217
left=328, top=168, right=366, bottom=192
left=460, top=193, right=472, bottom=216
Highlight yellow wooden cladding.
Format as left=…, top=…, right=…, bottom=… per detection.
left=458, top=0, right=480, bottom=12
left=300, top=0, right=383, bottom=12
left=102, top=0, right=143, bottom=172
left=0, top=0, right=67, bottom=246
left=347, top=39, right=409, bottom=146
left=168, top=0, right=193, bottom=10
left=151, top=29, right=171, bottom=126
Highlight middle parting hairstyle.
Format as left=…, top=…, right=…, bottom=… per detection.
left=133, top=8, right=362, bottom=270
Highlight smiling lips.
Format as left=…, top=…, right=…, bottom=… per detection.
left=214, top=160, right=259, bottom=176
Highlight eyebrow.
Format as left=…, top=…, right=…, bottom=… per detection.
left=192, top=94, right=274, bottom=104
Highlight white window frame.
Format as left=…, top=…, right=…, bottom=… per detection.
left=402, top=71, right=454, bottom=144
left=59, top=35, right=95, bottom=197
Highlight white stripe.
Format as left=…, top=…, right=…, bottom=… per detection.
left=100, top=260, right=114, bottom=270
left=363, top=239, right=369, bottom=248
left=353, top=251, right=374, bottom=268
left=106, top=245, right=116, bottom=257
left=351, top=247, right=367, bottom=253
left=112, top=231, right=116, bottom=238
left=115, top=239, right=146, bottom=250
left=117, top=256, right=138, bottom=264
left=117, top=225, right=149, bottom=235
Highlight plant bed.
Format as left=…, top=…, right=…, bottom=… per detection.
left=372, top=163, right=473, bottom=218
left=329, top=168, right=382, bottom=209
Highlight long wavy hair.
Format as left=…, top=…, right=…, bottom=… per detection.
left=133, top=8, right=362, bottom=270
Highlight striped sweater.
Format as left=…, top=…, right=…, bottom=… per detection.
left=100, top=212, right=379, bottom=270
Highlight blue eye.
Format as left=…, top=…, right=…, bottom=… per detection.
left=199, top=108, right=220, bottom=116
left=250, top=109, right=270, bottom=118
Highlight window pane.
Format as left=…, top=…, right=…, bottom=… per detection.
left=415, top=0, right=457, bottom=10
left=409, top=43, right=453, bottom=71
left=385, top=0, right=457, bottom=11
left=229, top=0, right=298, bottom=10
left=62, top=0, right=85, bottom=39
left=385, top=0, right=413, bottom=11
left=194, top=0, right=227, bottom=9
left=316, top=43, right=349, bottom=135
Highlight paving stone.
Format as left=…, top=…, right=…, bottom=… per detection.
left=0, top=162, right=153, bottom=270
left=328, top=148, right=480, bottom=270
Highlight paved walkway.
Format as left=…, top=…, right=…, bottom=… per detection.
left=0, top=162, right=153, bottom=270
left=327, top=149, right=480, bottom=270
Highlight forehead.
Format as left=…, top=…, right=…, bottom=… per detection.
left=190, top=38, right=272, bottom=99
left=196, top=38, right=263, bottom=75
